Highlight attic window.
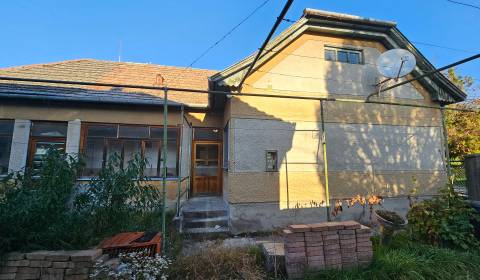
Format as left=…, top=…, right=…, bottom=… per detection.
left=325, top=47, right=362, bottom=64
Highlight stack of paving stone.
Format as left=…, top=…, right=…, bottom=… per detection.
left=0, top=249, right=102, bottom=280
left=283, top=221, right=373, bottom=278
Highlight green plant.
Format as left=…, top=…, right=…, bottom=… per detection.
left=407, top=185, right=480, bottom=249
left=75, top=153, right=163, bottom=239
left=0, top=150, right=85, bottom=254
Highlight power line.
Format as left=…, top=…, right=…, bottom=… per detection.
left=411, top=41, right=477, bottom=54
left=447, top=0, right=480, bottom=10
left=167, top=0, right=272, bottom=86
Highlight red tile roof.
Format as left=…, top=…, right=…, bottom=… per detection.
left=0, top=59, right=218, bottom=107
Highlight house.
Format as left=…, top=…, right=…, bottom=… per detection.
left=0, top=9, right=466, bottom=233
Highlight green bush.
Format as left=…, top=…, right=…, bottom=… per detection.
left=75, top=153, right=163, bottom=239
left=0, top=150, right=85, bottom=254
left=0, top=151, right=165, bottom=254
left=407, top=185, right=480, bottom=249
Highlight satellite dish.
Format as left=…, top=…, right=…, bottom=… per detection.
left=376, top=49, right=416, bottom=80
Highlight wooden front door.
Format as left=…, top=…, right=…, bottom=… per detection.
left=192, top=142, right=222, bottom=196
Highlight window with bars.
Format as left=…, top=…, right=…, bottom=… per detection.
left=324, top=47, right=362, bottom=64
left=0, top=120, right=14, bottom=175
left=81, top=123, right=179, bottom=178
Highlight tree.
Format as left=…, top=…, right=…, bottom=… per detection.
left=444, top=68, right=480, bottom=160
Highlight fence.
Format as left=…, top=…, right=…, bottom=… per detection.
left=451, top=160, right=467, bottom=197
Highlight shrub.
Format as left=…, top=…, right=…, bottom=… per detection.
left=407, top=185, right=480, bottom=249
left=0, top=150, right=85, bottom=254
left=75, top=153, right=163, bottom=241
left=169, top=245, right=266, bottom=280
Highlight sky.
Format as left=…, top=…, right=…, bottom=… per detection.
left=0, top=0, right=478, bottom=92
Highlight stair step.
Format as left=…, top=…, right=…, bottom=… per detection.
left=184, top=226, right=230, bottom=235
left=183, top=210, right=227, bottom=219
left=183, top=216, right=229, bottom=229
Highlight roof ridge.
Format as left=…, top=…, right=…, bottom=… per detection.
left=1, top=58, right=218, bottom=73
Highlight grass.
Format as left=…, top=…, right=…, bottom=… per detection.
left=305, top=234, right=480, bottom=280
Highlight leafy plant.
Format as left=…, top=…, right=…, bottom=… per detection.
left=75, top=153, right=163, bottom=239
left=0, top=149, right=85, bottom=254
left=407, top=185, right=480, bottom=249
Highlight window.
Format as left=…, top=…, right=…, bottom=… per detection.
left=0, top=120, right=14, bottom=175
left=29, top=121, right=68, bottom=171
left=324, top=47, right=362, bottom=64
left=266, top=150, right=278, bottom=172
left=81, top=123, right=179, bottom=177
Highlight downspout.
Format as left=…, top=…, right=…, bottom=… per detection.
left=320, top=100, right=331, bottom=221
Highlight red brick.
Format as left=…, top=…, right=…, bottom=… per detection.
left=310, top=223, right=330, bottom=232
left=340, top=238, right=356, bottom=245
left=327, top=222, right=345, bottom=230
left=323, top=234, right=339, bottom=241
left=286, top=246, right=306, bottom=253
left=306, top=249, right=324, bottom=257
left=357, top=240, right=372, bottom=247
left=342, top=221, right=361, bottom=229
left=356, top=225, right=371, bottom=234
left=289, top=224, right=311, bottom=232
left=285, top=241, right=305, bottom=248
left=339, top=229, right=355, bottom=235
left=324, top=244, right=340, bottom=251
left=324, top=239, right=340, bottom=245
left=308, top=261, right=325, bottom=269
left=308, top=255, right=325, bottom=262
left=305, top=236, right=323, bottom=243
left=356, top=237, right=371, bottom=243
left=340, top=234, right=356, bottom=240
left=321, top=230, right=339, bottom=236
left=341, top=247, right=356, bottom=254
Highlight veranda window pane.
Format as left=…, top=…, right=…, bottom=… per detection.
left=193, top=128, right=222, bottom=141
left=106, top=139, right=123, bottom=164
left=123, top=140, right=142, bottom=165
left=118, top=125, right=149, bottom=139
left=84, top=137, right=104, bottom=176
left=161, top=140, right=178, bottom=177
left=0, top=136, right=12, bottom=174
left=150, top=127, right=178, bottom=140
left=87, top=124, right=117, bottom=137
left=325, top=49, right=335, bottom=61
left=31, top=122, right=67, bottom=137
left=31, top=141, right=65, bottom=171
left=145, top=141, right=161, bottom=177
left=0, top=120, right=14, bottom=135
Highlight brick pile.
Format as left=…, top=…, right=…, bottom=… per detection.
left=283, top=221, right=373, bottom=278
left=0, top=249, right=102, bottom=280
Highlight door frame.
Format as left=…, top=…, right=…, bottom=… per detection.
left=191, top=140, right=223, bottom=197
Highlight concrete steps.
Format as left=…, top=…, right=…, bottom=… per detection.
left=180, top=197, right=230, bottom=237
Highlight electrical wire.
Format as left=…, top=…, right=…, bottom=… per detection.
left=166, top=0, right=272, bottom=86
left=447, top=0, right=480, bottom=10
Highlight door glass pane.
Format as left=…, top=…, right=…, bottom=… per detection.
left=195, top=166, right=217, bottom=176
left=145, top=140, right=160, bottom=177
left=31, top=122, right=67, bottom=137
left=32, top=141, right=65, bottom=171
left=123, top=140, right=141, bottom=164
left=84, top=137, right=104, bottom=176
left=208, top=145, right=218, bottom=159
left=196, top=146, right=208, bottom=160
left=119, top=125, right=149, bottom=139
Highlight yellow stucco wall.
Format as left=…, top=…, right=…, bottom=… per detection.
left=223, top=32, right=447, bottom=207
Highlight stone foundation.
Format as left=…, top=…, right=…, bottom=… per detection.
left=284, top=221, right=373, bottom=278
left=0, top=249, right=102, bottom=280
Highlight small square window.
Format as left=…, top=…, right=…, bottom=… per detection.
left=325, top=49, right=335, bottom=61
left=266, top=150, right=278, bottom=172
left=337, top=51, right=349, bottom=63
left=348, top=52, right=360, bottom=64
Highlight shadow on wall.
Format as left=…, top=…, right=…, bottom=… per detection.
left=229, top=41, right=447, bottom=215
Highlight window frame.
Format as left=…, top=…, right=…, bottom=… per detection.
left=0, top=119, right=14, bottom=175
left=324, top=46, right=363, bottom=65
left=80, top=122, right=181, bottom=179
left=27, top=121, right=68, bottom=169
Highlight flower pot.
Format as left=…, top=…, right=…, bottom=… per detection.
left=374, top=210, right=407, bottom=245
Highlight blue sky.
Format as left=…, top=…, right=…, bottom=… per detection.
left=0, top=0, right=478, bottom=88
